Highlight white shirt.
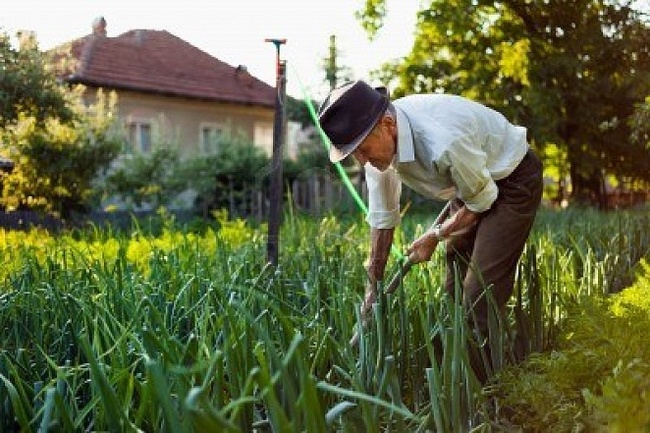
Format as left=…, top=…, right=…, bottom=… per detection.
left=366, top=94, right=529, bottom=229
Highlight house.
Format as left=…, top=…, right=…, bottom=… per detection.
left=54, top=17, right=278, bottom=158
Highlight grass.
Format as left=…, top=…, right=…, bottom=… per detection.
left=0, top=206, right=648, bottom=431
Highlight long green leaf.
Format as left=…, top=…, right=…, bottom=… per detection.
left=316, top=381, right=414, bottom=419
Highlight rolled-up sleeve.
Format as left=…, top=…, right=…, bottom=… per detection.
left=365, top=164, right=402, bottom=228
left=446, top=138, right=498, bottom=213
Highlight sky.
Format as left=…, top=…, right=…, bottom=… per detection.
left=3, top=0, right=420, bottom=100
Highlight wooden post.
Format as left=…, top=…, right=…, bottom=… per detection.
left=265, top=39, right=287, bottom=266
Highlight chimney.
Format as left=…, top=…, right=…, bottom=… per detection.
left=235, top=65, right=253, bottom=86
left=92, top=16, right=107, bottom=37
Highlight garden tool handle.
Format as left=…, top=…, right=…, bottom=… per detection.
left=386, top=199, right=451, bottom=290
left=384, top=258, right=414, bottom=295
left=350, top=200, right=452, bottom=347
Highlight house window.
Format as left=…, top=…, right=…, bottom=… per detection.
left=200, top=123, right=226, bottom=154
left=126, top=122, right=152, bottom=153
left=254, top=122, right=274, bottom=156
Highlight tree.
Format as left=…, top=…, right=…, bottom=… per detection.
left=285, top=95, right=317, bottom=128
left=630, top=97, right=650, bottom=150
left=627, top=97, right=650, bottom=189
left=322, top=34, right=353, bottom=91
left=0, top=87, right=122, bottom=218
left=0, top=32, right=121, bottom=218
left=358, top=0, right=650, bottom=206
left=0, top=31, right=73, bottom=127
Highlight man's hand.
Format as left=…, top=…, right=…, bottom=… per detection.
left=406, top=232, right=439, bottom=263
left=406, top=202, right=480, bottom=263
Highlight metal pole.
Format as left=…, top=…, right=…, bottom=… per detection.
left=265, top=38, right=287, bottom=266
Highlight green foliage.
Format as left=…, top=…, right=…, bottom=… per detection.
left=0, top=208, right=648, bottom=431
left=103, top=146, right=186, bottom=210
left=101, top=131, right=337, bottom=217
left=584, top=359, right=650, bottom=433
left=283, top=144, right=332, bottom=181
left=360, top=0, right=650, bottom=204
left=356, top=0, right=388, bottom=39
left=0, top=32, right=120, bottom=217
left=626, top=97, right=650, bottom=191
left=0, top=87, right=121, bottom=217
left=0, top=30, right=73, bottom=127
left=178, top=135, right=270, bottom=215
left=629, top=97, right=650, bottom=149
left=540, top=143, right=570, bottom=204
left=498, top=39, right=530, bottom=87
left=493, top=258, right=650, bottom=432
left=285, top=95, right=320, bottom=127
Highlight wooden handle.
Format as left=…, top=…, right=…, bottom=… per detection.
left=384, top=258, right=414, bottom=295
left=349, top=200, right=452, bottom=347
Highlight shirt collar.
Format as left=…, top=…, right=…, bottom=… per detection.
left=395, top=106, right=415, bottom=162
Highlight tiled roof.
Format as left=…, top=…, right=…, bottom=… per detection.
left=59, top=29, right=276, bottom=108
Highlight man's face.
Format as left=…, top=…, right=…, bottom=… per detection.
left=352, top=116, right=396, bottom=171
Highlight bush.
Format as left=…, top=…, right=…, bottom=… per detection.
left=1, top=88, right=121, bottom=218
left=180, top=136, right=270, bottom=217
left=493, top=258, right=650, bottom=431
left=102, top=146, right=185, bottom=210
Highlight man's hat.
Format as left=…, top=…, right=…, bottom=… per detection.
left=318, top=80, right=389, bottom=163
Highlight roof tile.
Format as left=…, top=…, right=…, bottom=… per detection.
left=61, top=30, right=276, bottom=107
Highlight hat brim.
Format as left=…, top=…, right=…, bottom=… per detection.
left=328, top=86, right=390, bottom=163
left=328, top=119, right=376, bottom=163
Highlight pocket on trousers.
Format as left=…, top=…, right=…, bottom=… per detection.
left=499, top=179, right=534, bottom=206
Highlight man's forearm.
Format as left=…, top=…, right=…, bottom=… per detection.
left=432, top=204, right=479, bottom=239
left=367, top=227, right=394, bottom=283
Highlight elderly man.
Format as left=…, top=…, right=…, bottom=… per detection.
left=318, top=80, right=543, bottom=377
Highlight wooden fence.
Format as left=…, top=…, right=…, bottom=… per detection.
left=219, top=169, right=366, bottom=221
left=0, top=210, right=65, bottom=231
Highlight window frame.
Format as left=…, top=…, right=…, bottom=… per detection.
left=199, top=122, right=229, bottom=154
left=125, top=118, right=153, bottom=154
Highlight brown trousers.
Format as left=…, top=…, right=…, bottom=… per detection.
left=444, top=149, right=543, bottom=335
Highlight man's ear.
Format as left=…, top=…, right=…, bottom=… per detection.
left=379, top=115, right=392, bottom=127
left=382, top=114, right=396, bottom=131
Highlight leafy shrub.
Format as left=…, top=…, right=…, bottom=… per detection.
left=102, top=146, right=185, bottom=210
left=582, top=259, right=650, bottom=432
left=1, top=88, right=121, bottom=217
left=493, top=258, right=650, bottom=431
left=180, top=136, right=270, bottom=217
left=583, top=359, right=650, bottom=433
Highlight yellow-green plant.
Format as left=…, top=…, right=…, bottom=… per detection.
left=0, top=208, right=648, bottom=431
left=493, top=257, right=650, bottom=432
